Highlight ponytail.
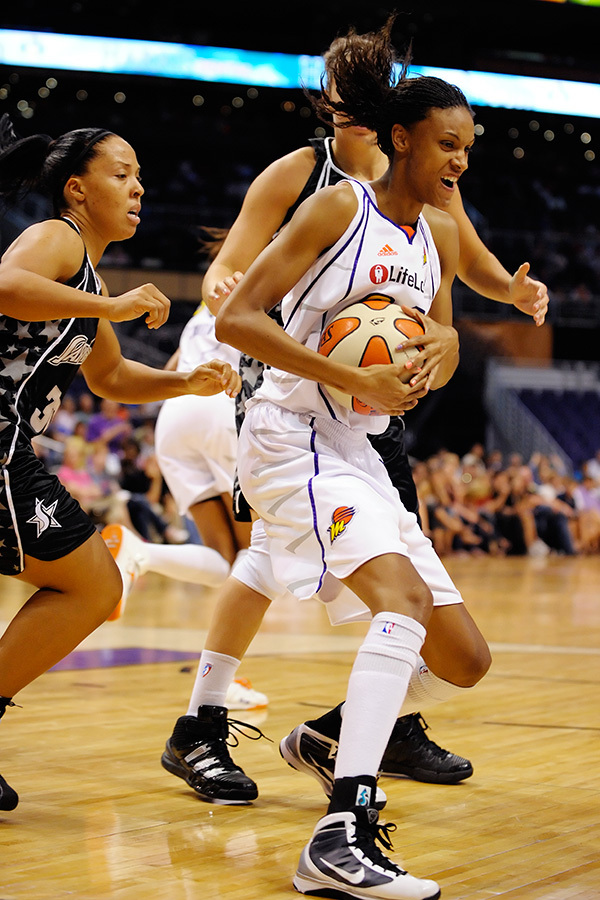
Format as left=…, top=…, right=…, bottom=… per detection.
left=309, top=15, right=472, bottom=161
left=0, top=113, right=52, bottom=203
left=0, top=115, right=114, bottom=213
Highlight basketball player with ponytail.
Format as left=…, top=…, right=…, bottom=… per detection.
left=162, top=37, right=492, bottom=895
left=160, top=15, right=547, bottom=814
left=0, top=115, right=240, bottom=811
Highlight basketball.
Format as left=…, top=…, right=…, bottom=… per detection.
left=317, top=293, right=425, bottom=415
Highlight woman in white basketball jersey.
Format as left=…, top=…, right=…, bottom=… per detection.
left=0, top=116, right=239, bottom=812
left=214, top=63, right=484, bottom=900
left=176, top=43, right=488, bottom=896
left=160, top=16, right=548, bottom=801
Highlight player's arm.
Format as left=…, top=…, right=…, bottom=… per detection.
left=216, top=184, right=426, bottom=417
left=399, top=211, right=460, bottom=391
left=0, top=221, right=109, bottom=319
left=0, top=221, right=170, bottom=328
left=201, top=148, right=316, bottom=314
left=81, top=319, right=240, bottom=403
left=444, top=188, right=548, bottom=326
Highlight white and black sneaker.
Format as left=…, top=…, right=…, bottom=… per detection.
left=294, top=804, right=440, bottom=899
left=280, top=722, right=387, bottom=811
left=161, top=705, right=261, bottom=804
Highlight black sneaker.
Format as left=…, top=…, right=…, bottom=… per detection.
left=280, top=722, right=388, bottom=810
left=379, top=713, right=473, bottom=784
left=161, top=705, right=261, bottom=804
left=0, top=697, right=19, bottom=812
left=294, top=805, right=440, bottom=899
left=0, top=773, right=18, bottom=811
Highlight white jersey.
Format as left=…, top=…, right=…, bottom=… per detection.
left=248, top=179, right=441, bottom=435
left=177, top=303, right=240, bottom=372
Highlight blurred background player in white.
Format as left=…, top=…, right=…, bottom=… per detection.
left=101, top=301, right=263, bottom=711
left=0, top=115, right=240, bottom=811
left=100, top=521, right=229, bottom=618
left=160, top=13, right=549, bottom=799
left=155, top=302, right=251, bottom=566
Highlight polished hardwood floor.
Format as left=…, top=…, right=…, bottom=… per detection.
left=1, top=553, right=599, bottom=899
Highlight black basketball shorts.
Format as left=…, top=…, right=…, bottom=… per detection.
left=0, top=437, right=96, bottom=576
left=367, top=416, right=420, bottom=520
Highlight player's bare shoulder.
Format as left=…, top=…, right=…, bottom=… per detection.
left=1, top=217, right=85, bottom=282
left=422, top=204, right=460, bottom=261
left=4, top=218, right=80, bottom=255
left=291, top=180, right=359, bottom=235
left=253, top=146, right=318, bottom=203
left=277, top=180, right=359, bottom=259
left=315, top=179, right=359, bottom=216
left=422, top=204, right=458, bottom=238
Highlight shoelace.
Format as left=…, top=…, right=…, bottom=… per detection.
left=355, top=819, right=405, bottom=875
left=225, top=717, right=273, bottom=748
left=410, top=714, right=448, bottom=753
left=0, top=697, right=21, bottom=719
left=374, top=820, right=397, bottom=852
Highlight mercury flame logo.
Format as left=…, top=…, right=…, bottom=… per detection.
left=328, top=506, right=356, bottom=543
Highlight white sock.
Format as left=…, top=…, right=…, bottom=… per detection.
left=145, top=544, right=230, bottom=588
left=334, top=611, right=426, bottom=780
left=186, top=649, right=240, bottom=714
left=399, top=656, right=473, bottom=715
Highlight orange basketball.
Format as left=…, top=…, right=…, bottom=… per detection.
left=317, top=294, right=425, bottom=416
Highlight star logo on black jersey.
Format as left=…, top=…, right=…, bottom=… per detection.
left=27, top=498, right=62, bottom=538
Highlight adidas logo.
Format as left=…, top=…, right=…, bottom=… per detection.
left=377, top=244, right=397, bottom=256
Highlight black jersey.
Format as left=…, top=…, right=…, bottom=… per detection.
left=0, top=217, right=101, bottom=450
left=235, top=137, right=348, bottom=436
left=279, top=137, right=349, bottom=229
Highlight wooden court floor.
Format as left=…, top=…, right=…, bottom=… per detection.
left=1, top=553, right=599, bottom=899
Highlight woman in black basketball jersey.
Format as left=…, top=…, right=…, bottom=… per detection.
left=0, top=115, right=240, bottom=811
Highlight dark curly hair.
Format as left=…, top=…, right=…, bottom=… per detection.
left=311, top=14, right=473, bottom=161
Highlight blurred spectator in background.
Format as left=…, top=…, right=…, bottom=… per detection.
left=56, top=440, right=105, bottom=514
left=118, top=437, right=187, bottom=544
left=50, top=394, right=78, bottom=444
left=86, top=398, right=132, bottom=456
left=583, top=449, right=600, bottom=483
left=75, top=391, right=96, bottom=429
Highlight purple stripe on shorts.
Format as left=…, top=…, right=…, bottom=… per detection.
left=307, top=422, right=327, bottom=594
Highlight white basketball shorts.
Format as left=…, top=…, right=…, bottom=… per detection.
left=235, top=401, right=463, bottom=612
left=154, top=392, right=238, bottom=515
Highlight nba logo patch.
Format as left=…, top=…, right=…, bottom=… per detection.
left=201, top=663, right=213, bottom=678
left=381, top=621, right=396, bottom=635
left=328, top=506, right=356, bottom=543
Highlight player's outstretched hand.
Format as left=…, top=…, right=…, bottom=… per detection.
left=396, top=306, right=458, bottom=384
left=110, top=284, right=171, bottom=329
left=509, top=262, right=548, bottom=326
left=185, top=359, right=241, bottom=398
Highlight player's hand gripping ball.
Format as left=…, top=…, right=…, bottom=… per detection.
left=317, top=293, right=425, bottom=415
